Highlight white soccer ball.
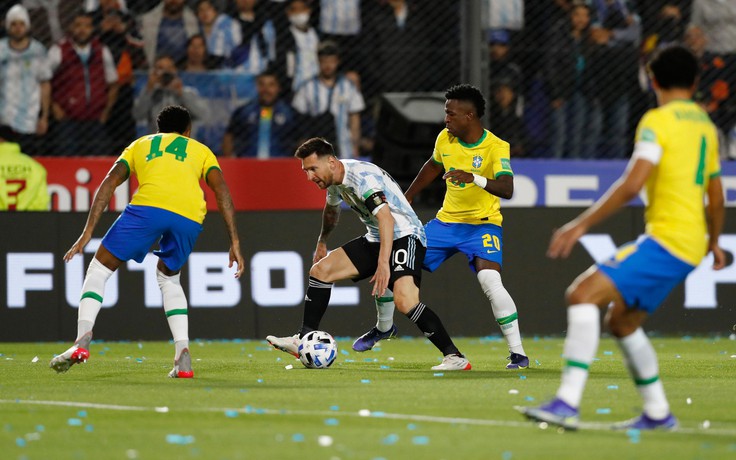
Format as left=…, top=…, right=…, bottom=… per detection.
left=298, top=331, right=338, bottom=369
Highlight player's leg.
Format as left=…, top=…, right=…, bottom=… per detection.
left=352, top=289, right=398, bottom=352
left=391, top=235, right=470, bottom=370
left=156, top=214, right=204, bottom=378
left=518, top=267, right=616, bottom=429
left=268, top=238, right=362, bottom=357
left=607, top=304, right=677, bottom=430
left=50, top=245, right=122, bottom=373
left=475, top=260, right=528, bottom=369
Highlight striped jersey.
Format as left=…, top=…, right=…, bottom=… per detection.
left=0, top=38, right=52, bottom=134
left=319, top=0, right=361, bottom=35
left=326, top=159, right=426, bottom=245
left=634, top=99, right=721, bottom=265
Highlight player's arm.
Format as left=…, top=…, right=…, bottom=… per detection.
left=64, top=162, right=129, bottom=262
left=548, top=158, right=654, bottom=259
left=314, top=202, right=341, bottom=264
left=206, top=168, right=245, bottom=278
left=706, top=176, right=726, bottom=270
left=404, top=158, right=443, bottom=203
left=442, top=169, right=513, bottom=199
left=371, top=204, right=394, bottom=297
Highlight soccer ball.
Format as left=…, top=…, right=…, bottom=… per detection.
left=298, top=331, right=338, bottom=369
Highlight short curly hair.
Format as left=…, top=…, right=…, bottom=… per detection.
left=445, top=84, right=485, bottom=119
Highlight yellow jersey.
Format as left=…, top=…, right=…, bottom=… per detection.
left=0, top=142, right=49, bottom=211
left=117, top=133, right=221, bottom=224
left=432, top=128, right=512, bottom=225
left=635, top=100, right=720, bottom=265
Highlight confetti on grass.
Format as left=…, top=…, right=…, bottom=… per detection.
left=166, top=434, right=195, bottom=445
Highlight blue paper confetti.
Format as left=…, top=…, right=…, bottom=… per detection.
left=324, top=418, right=339, bottom=426
left=380, top=365, right=390, bottom=370
left=15, top=438, right=26, bottom=447
left=596, top=408, right=611, bottom=414
left=607, top=385, right=619, bottom=390
left=361, top=379, right=371, bottom=384
left=85, top=425, right=94, bottom=432
left=67, top=418, right=83, bottom=426
left=77, top=410, right=87, bottom=418
left=412, top=436, right=430, bottom=445
left=382, top=434, right=399, bottom=445
left=519, top=375, right=527, bottom=380
left=626, top=428, right=641, bottom=444
left=340, top=349, right=350, bottom=355
left=225, top=410, right=239, bottom=418
left=502, top=451, right=513, bottom=460
left=291, top=433, right=305, bottom=442
left=407, top=423, right=417, bottom=430
left=165, top=434, right=195, bottom=445
left=329, top=405, right=339, bottom=411
left=433, top=373, right=444, bottom=377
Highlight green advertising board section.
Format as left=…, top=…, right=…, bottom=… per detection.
left=1, top=209, right=734, bottom=342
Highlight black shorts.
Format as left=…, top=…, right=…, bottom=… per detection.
left=341, top=234, right=426, bottom=289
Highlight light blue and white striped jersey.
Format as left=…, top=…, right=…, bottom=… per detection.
left=231, top=19, right=276, bottom=74
left=206, top=14, right=240, bottom=58
left=319, top=0, right=361, bottom=35
left=292, top=76, right=365, bottom=158
left=326, top=159, right=426, bottom=245
left=287, top=26, right=319, bottom=91
left=0, top=38, right=51, bottom=134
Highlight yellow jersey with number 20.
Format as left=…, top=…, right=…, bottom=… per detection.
left=635, top=100, right=721, bottom=266
left=117, top=133, right=221, bottom=224
left=432, top=128, right=512, bottom=226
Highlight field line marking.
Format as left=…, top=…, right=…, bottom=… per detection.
left=3, top=399, right=736, bottom=437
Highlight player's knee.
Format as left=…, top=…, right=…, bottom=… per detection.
left=156, top=269, right=181, bottom=289
left=565, top=284, right=588, bottom=306
left=606, top=312, right=639, bottom=338
left=308, top=261, right=333, bottom=283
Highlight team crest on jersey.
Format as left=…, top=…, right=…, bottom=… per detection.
left=472, top=155, right=483, bottom=169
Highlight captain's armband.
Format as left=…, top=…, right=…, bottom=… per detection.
left=364, top=191, right=387, bottom=213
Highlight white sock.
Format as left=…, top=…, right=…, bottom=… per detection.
left=76, top=257, right=113, bottom=343
left=617, top=328, right=670, bottom=419
left=477, top=270, right=525, bottom=355
left=557, top=304, right=600, bottom=408
left=157, top=269, right=189, bottom=360
left=375, top=288, right=395, bottom=332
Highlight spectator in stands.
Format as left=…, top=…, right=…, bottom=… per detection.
left=690, top=0, right=736, bottom=143
left=545, top=1, right=599, bottom=159
left=196, top=0, right=239, bottom=60
left=139, top=0, right=199, bottom=67
left=490, top=80, right=527, bottom=157
left=180, top=33, right=221, bottom=71
left=222, top=68, right=296, bottom=158
left=316, top=0, right=370, bottom=76
left=22, top=0, right=84, bottom=48
left=49, top=11, right=118, bottom=156
left=588, top=0, right=641, bottom=159
left=0, top=5, right=51, bottom=156
left=292, top=41, right=365, bottom=159
left=133, top=54, right=209, bottom=133
left=0, top=124, right=49, bottom=211
left=96, top=7, right=146, bottom=153
left=684, top=25, right=733, bottom=158
left=228, top=0, right=276, bottom=74
left=367, top=0, right=433, bottom=95
left=274, top=0, right=319, bottom=95
left=641, top=2, right=686, bottom=51
left=488, top=29, right=522, bottom=92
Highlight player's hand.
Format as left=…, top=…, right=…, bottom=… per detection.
left=547, top=221, right=587, bottom=259
left=64, top=233, right=91, bottom=262
left=442, top=169, right=473, bottom=186
left=229, top=244, right=245, bottom=278
left=370, top=261, right=390, bottom=297
left=711, top=244, right=727, bottom=270
left=313, top=241, right=328, bottom=264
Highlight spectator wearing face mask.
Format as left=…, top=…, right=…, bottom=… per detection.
left=274, top=0, right=319, bottom=96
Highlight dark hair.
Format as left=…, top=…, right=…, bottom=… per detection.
left=294, top=137, right=335, bottom=159
left=157, top=105, right=191, bottom=134
left=257, top=65, right=280, bottom=81
left=445, top=84, right=485, bottom=119
left=317, top=40, right=339, bottom=57
left=647, top=44, right=699, bottom=90
left=0, top=124, right=18, bottom=143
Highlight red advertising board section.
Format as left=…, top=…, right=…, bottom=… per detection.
left=38, top=157, right=326, bottom=212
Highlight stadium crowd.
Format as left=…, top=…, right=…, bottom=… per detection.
left=0, top=0, right=735, bottom=160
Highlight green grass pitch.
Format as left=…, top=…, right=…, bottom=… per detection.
left=1, top=336, right=735, bottom=460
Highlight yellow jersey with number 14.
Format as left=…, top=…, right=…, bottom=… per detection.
left=432, top=128, right=512, bottom=226
left=636, top=99, right=721, bottom=266
left=117, top=133, right=221, bottom=224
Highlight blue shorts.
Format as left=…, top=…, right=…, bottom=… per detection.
left=101, top=205, right=203, bottom=272
left=597, top=236, right=695, bottom=314
left=423, top=219, right=503, bottom=273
